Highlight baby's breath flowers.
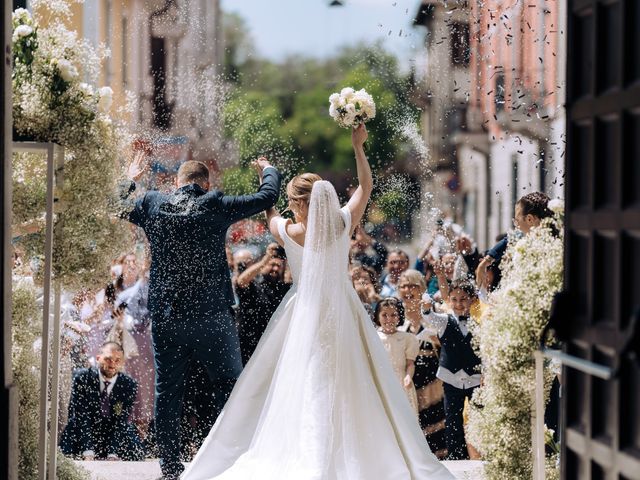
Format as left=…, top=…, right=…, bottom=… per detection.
left=12, top=0, right=132, bottom=288
left=467, top=216, right=563, bottom=480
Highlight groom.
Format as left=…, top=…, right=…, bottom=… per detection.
left=122, top=154, right=282, bottom=479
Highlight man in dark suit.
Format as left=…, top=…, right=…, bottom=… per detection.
left=122, top=154, right=282, bottom=479
left=60, top=342, right=144, bottom=460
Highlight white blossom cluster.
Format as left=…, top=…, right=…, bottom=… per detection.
left=467, top=213, right=564, bottom=480
left=12, top=3, right=113, bottom=147
left=12, top=1, right=132, bottom=288
left=328, top=87, right=376, bottom=128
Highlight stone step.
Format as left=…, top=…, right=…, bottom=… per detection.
left=76, top=459, right=485, bottom=479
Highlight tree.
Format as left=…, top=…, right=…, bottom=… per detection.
left=221, top=12, right=255, bottom=83
left=220, top=40, right=419, bottom=198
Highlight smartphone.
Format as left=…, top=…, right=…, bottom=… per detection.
left=112, top=301, right=128, bottom=318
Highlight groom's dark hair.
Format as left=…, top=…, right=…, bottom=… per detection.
left=177, top=161, right=210, bottom=187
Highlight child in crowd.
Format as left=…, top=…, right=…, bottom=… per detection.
left=421, top=279, right=481, bottom=460
left=374, top=298, right=420, bottom=415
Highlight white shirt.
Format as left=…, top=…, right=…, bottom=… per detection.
left=420, top=310, right=481, bottom=390
left=98, top=371, right=118, bottom=396
left=379, top=274, right=399, bottom=298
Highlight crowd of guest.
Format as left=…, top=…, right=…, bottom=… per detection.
left=42, top=190, right=555, bottom=463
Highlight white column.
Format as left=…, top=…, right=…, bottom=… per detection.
left=533, top=351, right=546, bottom=480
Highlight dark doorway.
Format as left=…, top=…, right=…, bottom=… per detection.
left=150, top=36, right=172, bottom=131
left=562, top=0, right=640, bottom=478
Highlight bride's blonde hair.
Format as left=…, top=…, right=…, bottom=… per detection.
left=286, top=173, right=323, bottom=206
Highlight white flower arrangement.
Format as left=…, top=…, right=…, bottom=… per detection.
left=11, top=3, right=132, bottom=476
left=547, top=198, right=564, bottom=216
left=12, top=0, right=132, bottom=289
left=328, top=87, right=376, bottom=128
left=52, top=58, right=79, bottom=82
left=467, top=216, right=563, bottom=480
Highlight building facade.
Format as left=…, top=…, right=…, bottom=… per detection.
left=413, top=0, right=473, bottom=236
left=413, top=0, right=566, bottom=250
left=24, top=0, right=225, bottom=184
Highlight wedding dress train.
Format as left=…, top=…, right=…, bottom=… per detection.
left=182, top=181, right=453, bottom=480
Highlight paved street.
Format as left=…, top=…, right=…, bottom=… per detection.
left=77, top=460, right=486, bottom=479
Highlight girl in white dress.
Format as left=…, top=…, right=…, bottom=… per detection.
left=181, top=125, right=453, bottom=480
left=375, top=297, right=420, bottom=415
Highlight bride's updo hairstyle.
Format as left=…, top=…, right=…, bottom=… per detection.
left=286, top=173, right=323, bottom=205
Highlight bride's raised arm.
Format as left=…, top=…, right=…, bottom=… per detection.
left=345, top=124, right=373, bottom=234
left=266, top=205, right=284, bottom=247
left=249, top=158, right=285, bottom=247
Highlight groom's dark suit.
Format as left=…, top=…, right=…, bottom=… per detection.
left=125, top=167, right=281, bottom=476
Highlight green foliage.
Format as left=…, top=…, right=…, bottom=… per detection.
left=12, top=152, right=47, bottom=224
left=376, top=189, right=409, bottom=220
left=221, top=12, right=254, bottom=84
left=224, top=42, right=416, bottom=178
left=223, top=91, right=294, bottom=166
left=221, top=166, right=258, bottom=196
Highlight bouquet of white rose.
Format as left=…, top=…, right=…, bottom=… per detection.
left=328, top=87, right=376, bottom=128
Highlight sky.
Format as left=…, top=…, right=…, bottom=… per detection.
left=220, top=0, right=426, bottom=69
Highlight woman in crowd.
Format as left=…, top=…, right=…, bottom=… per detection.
left=114, top=251, right=155, bottom=441
left=397, top=269, right=447, bottom=459
left=350, top=264, right=381, bottom=319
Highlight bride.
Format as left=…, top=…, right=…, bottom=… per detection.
left=181, top=125, right=454, bottom=480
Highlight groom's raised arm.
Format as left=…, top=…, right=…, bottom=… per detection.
left=219, top=165, right=282, bottom=224
left=118, top=150, right=151, bottom=228
left=117, top=182, right=148, bottom=228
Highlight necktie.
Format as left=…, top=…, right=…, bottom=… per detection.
left=100, top=380, right=111, bottom=417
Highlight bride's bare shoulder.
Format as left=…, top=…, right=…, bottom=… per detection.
left=285, top=222, right=306, bottom=245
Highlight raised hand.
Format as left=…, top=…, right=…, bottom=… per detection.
left=421, top=292, right=433, bottom=312
left=433, top=260, right=445, bottom=277
left=455, top=235, right=474, bottom=255
left=251, top=156, right=273, bottom=183
left=264, top=242, right=280, bottom=259
left=351, top=124, right=368, bottom=148
left=126, top=150, right=148, bottom=182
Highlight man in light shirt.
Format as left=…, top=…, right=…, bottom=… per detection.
left=60, top=342, right=144, bottom=461
left=421, top=280, right=481, bottom=460
left=379, top=249, right=410, bottom=298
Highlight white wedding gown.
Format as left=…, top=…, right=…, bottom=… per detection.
left=182, top=182, right=454, bottom=480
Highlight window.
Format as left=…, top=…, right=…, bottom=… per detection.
left=511, top=153, right=519, bottom=209
left=495, top=73, right=506, bottom=112
left=486, top=156, right=492, bottom=218
left=444, top=106, right=468, bottom=135
left=450, top=22, right=470, bottom=66
left=121, top=17, right=128, bottom=88
left=151, top=37, right=171, bottom=130
left=104, top=0, right=113, bottom=85
left=538, top=147, right=547, bottom=192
